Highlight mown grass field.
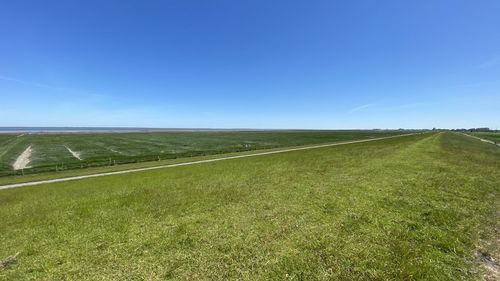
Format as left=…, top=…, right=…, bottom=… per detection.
left=0, top=132, right=498, bottom=280
left=0, top=130, right=409, bottom=176
left=471, top=132, right=500, bottom=143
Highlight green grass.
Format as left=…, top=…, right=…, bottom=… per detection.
left=0, top=132, right=498, bottom=280
left=470, top=132, right=500, bottom=143
left=0, top=134, right=23, bottom=172
left=0, top=130, right=411, bottom=177
left=0, top=140, right=388, bottom=186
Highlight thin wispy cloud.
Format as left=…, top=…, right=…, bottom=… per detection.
left=348, top=103, right=375, bottom=114
left=349, top=102, right=440, bottom=114
left=0, top=74, right=110, bottom=98
left=376, top=102, right=442, bottom=112
left=478, top=56, right=500, bottom=69
left=457, top=80, right=500, bottom=88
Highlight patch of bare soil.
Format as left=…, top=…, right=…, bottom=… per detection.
left=64, top=145, right=82, bottom=160
left=476, top=250, right=500, bottom=281
left=12, top=145, right=32, bottom=170
left=0, top=252, right=20, bottom=269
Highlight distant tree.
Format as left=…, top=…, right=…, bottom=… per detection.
left=468, top=127, right=490, bottom=132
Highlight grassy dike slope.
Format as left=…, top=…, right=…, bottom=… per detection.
left=0, top=132, right=498, bottom=280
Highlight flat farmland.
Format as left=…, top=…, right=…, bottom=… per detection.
left=0, top=130, right=410, bottom=177
left=0, top=132, right=498, bottom=280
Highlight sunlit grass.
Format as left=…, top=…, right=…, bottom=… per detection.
left=0, top=130, right=410, bottom=176
left=0, top=132, right=498, bottom=280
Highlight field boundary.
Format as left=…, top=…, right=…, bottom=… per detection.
left=460, top=133, right=500, bottom=147
left=0, top=133, right=423, bottom=190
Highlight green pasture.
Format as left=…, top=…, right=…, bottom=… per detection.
left=0, top=130, right=409, bottom=176
left=0, top=132, right=498, bottom=280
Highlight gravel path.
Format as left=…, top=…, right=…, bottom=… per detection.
left=461, top=133, right=500, bottom=147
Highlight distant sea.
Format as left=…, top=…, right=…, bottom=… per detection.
left=0, top=127, right=235, bottom=133
left=0, top=127, right=400, bottom=134
left=0, top=127, right=285, bottom=134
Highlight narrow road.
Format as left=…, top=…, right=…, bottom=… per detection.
left=0, top=133, right=422, bottom=190
left=460, top=133, right=500, bottom=147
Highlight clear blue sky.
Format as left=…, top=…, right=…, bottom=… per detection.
left=1, top=0, right=499, bottom=129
